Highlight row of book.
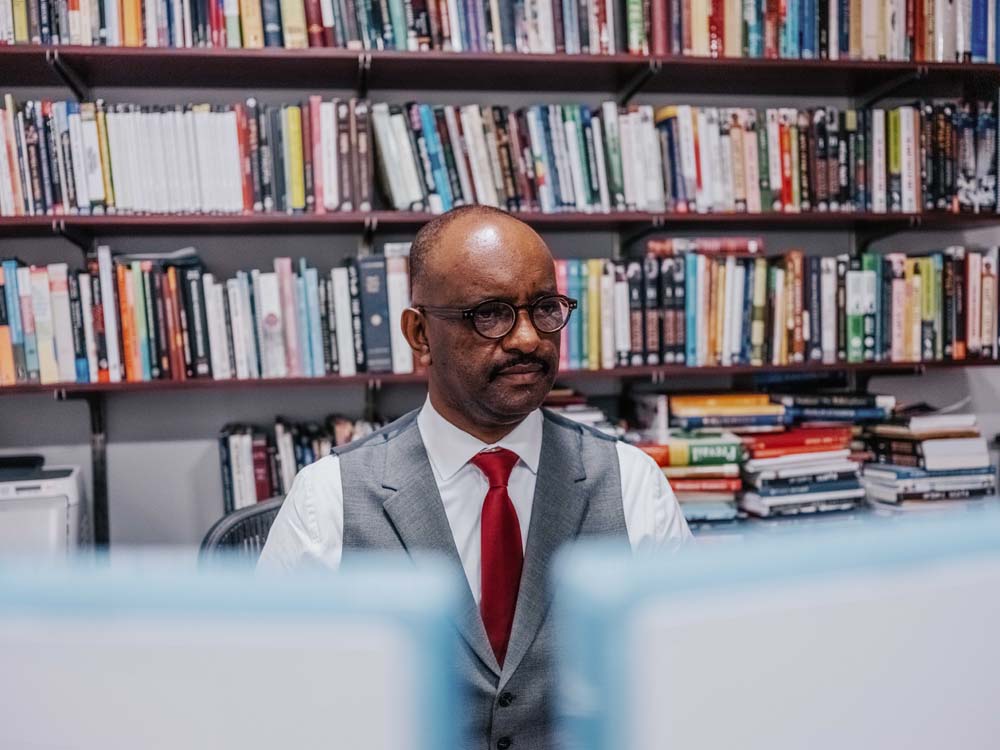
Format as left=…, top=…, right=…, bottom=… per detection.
left=376, top=100, right=1000, bottom=216
left=2, top=0, right=998, bottom=66
left=0, top=243, right=415, bottom=387
left=4, top=95, right=999, bottom=218
left=219, top=416, right=381, bottom=512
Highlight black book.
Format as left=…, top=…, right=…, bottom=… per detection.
left=813, top=108, right=828, bottom=211
left=807, top=255, right=822, bottom=362
left=257, top=106, right=275, bottom=212
left=32, top=102, right=54, bottom=215
left=626, top=260, right=644, bottom=367
left=796, top=110, right=811, bottom=211
left=22, top=103, right=46, bottom=215
left=658, top=257, right=674, bottom=364
left=217, top=430, right=235, bottom=514
left=152, top=269, right=171, bottom=379
left=356, top=256, right=393, bottom=373
left=317, top=278, right=335, bottom=376
left=345, top=260, right=367, bottom=373
left=66, top=273, right=87, bottom=382
left=882, top=255, right=896, bottom=360
left=246, top=99, right=264, bottom=212
left=744, top=469, right=860, bottom=491
left=183, top=267, right=212, bottom=378
left=826, top=107, right=839, bottom=211
left=41, top=104, right=62, bottom=214
left=854, top=108, right=868, bottom=211
left=141, top=268, right=160, bottom=380
left=673, top=256, right=686, bottom=365
left=953, top=248, right=967, bottom=358
left=222, top=289, right=237, bottom=377
left=433, top=106, right=466, bottom=206
left=835, top=254, right=847, bottom=361
left=269, top=106, right=286, bottom=213
left=837, top=110, right=851, bottom=209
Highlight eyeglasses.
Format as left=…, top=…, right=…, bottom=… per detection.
left=416, top=295, right=578, bottom=340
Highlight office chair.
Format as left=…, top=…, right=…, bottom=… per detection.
left=200, top=497, right=284, bottom=560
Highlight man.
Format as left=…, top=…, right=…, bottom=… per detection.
left=259, top=205, right=690, bottom=749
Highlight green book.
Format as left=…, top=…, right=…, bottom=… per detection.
left=846, top=258, right=865, bottom=363
left=862, top=253, right=878, bottom=361
left=757, top=109, right=773, bottom=211
left=663, top=429, right=745, bottom=466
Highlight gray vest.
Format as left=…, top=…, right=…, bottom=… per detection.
left=336, top=408, right=629, bottom=750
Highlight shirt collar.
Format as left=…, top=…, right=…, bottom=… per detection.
left=416, top=396, right=543, bottom=482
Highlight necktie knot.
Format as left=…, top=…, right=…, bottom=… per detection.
left=471, top=448, right=520, bottom=489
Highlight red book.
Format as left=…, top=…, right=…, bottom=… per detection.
left=708, top=0, right=724, bottom=57
left=301, top=99, right=315, bottom=213
left=651, top=0, right=668, bottom=55
left=670, top=478, right=743, bottom=493
left=743, top=426, right=852, bottom=452
left=764, top=0, right=779, bottom=58
left=303, top=0, right=326, bottom=46
left=252, top=433, right=274, bottom=501
left=778, top=116, right=793, bottom=211
left=233, top=104, right=254, bottom=214
left=646, top=236, right=765, bottom=256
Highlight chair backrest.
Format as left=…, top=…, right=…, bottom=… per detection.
left=199, top=497, right=284, bottom=560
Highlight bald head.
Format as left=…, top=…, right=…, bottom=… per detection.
left=409, top=205, right=552, bottom=302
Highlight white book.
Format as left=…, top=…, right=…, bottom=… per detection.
left=745, top=449, right=852, bottom=473
left=639, top=105, right=665, bottom=212
left=967, top=250, right=982, bottom=355
left=537, top=0, right=554, bottom=52
left=181, top=0, right=193, bottom=45
left=149, top=111, right=170, bottom=213
left=225, top=108, right=244, bottom=212
left=144, top=0, right=159, bottom=46
left=676, top=105, right=698, bottom=211
left=226, top=279, right=250, bottom=379
left=619, top=110, right=636, bottom=210
left=67, top=107, right=91, bottom=211
left=46, top=264, right=78, bottom=383
left=202, top=274, right=231, bottom=380
left=730, top=261, right=746, bottom=366
left=765, top=109, right=782, bottom=211
left=273, top=422, right=296, bottom=494
left=78, top=273, right=99, bottom=383
left=696, top=254, right=709, bottom=366
left=862, top=0, right=879, bottom=58
left=990, top=0, right=997, bottom=62
left=160, top=111, right=181, bottom=213
left=320, top=101, right=339, bottom=211
left=600, top=261, right=615, bottom=370
left=372, top=103, right=409, bottom=211
left=181, top=108, right=202, bottom=212
left=549, top=106, right=576, bottom=209
left=871, top=109, right=887, bottom=213
left=29, top=267, right=59, bottom=384
left=102, top=110, right=124, bottom=212
left=820, top=257, right=837, bottom=363
left=227, top=431, right=244, bottom=509
left=955, top=0, right=971, bottom=61
left=444, top=106, right=473, bottom=206
left=192, top=107, right=213, bottom=212
left=236, top=272, right=260, bottom=378
left=936, top=0, right=957, bottom=61
left=827, top=0, right=838, bottom=59
left=613, top=264, right=630, bottom=365
left=462, top=106, right=499, bottom=208
left=742, top=488, right=865, bottom=514
left=446, top=0, right=462, bottom=50
left=128, top=108, right=150, bottom=213
left=257, top=272, right=287, bottom=379
left=696, top=108, right=715, bottom=213
left=0, top=116, right=13, bottom=216
left=388, top=111, right=424, bottom=210
left=305, top=268, right=324, bottom=377
left=590, top=116, right=611, bottom=213
left=770, top=267, right=785, bottom=365
left=899, top=106, right=917, bottom=213
left=386, top=251, right=414, bottom=375
left=742, top=113, right=762, bottom=213
left=250, top=269, right=266, bottom=376
left=331, top=267, right=356, bottom=377
left=563, top=116, right=589, bottom=211
left=908, top=270, right=922, bottom=361
left=96, top=246, right=122, bottom=382
left=603, top=0, right=615, bottom=52
left=982, top=248, right=998, bottom=358
left=0, top=0, right=12, bottom=44
left=721, top=255, right=736, bottom=365
left=601, top=102, right=625, bottom=210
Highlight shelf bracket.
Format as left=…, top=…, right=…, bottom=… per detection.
left=621, top=215, right=667, bottom=252
left=858, top=66, right=927, bottom=109
left=44, top=49, right=91, bottom=102
left=356, top=52, right=373, bottom=99
left=358, top=215, right=378, bottom=256
left=52, top=219, right=96, bottom=255
left=618, top=59, right=661, bottom=106
left=55, top=390, right=109, bottom=546
left=856, top=214, right=920, bottom=254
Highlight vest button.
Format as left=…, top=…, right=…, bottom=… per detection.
left=498, top=692, right=515, bottom=707
left=497, top=738, right=512, bottom=750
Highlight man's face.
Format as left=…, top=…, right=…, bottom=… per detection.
left=418, top=217, right=561, bottom=430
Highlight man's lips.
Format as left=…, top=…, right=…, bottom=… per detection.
left=499, top=363, right=544, bottom=375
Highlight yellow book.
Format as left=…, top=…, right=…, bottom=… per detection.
left=240, top=0, right=265, bottom=47
left=587, top=259, right=602, bottom=371
left=849, top=0, right=862, bottom=58
left=670, top=403, right=786, bottom=417
left=11, top=0, right=29, bottom=42
left=0, top=267, right=14, bottom=386
left=713, top=258, right=725, bottom=365
left=280, top=0, right=308, bottom=48
left=285, top=106, right=306, bottom=211
left=95, top=105, right=115, bottom=210
left=669, top=393, right=771, bottom=410
left=724, top=0, right=741, bottom=58
left=3, top=96, right=25, bottom=215
left=122, top=0, right=142, bottom=45
left=706, top=258, right=717, bottom=365
left=690, top=0, right=709, bottom=56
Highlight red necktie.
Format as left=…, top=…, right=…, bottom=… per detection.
left=471, top=448, right=523, bottom=667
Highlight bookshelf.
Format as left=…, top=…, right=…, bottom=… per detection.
left=4, top=40, right=1000, bottom=547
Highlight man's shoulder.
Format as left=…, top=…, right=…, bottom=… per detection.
left=541, top=407, right=619, bottom=444
left=333, top=410, right=421, bottom=458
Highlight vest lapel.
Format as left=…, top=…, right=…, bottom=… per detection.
left=499, top=413, right=589, bottom=690
left=381, top=420, right=502, bottom=679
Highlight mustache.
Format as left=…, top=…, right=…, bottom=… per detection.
left=489, top=355, right=553, bottom=382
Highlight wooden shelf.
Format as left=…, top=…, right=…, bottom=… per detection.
left=3, top=359, right=995, bottom=398
left=3, top=46, right=999, bottom=96
left=3, top=210, right=1000, bottom=237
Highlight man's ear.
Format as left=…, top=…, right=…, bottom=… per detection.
left=401, top=308, right=432, bottom=367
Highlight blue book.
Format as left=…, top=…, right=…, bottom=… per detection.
left=972, top=0, right=989, bottom=61
left=356, top=256, right=393, bottom=373
left=786, top=406, right=888, bottom=422
left=294, top=273, right=310, bottom=376
left=864, top=464, right=998, bottom=480
left=782, top=0, right=800, bottom=58
left=800, top=0, right=816, bottom=58
left=131, top=263, right=152, bottom=382
left=304, top=266, right=324, bottom=377
left=567, top=260, right=582, bottom=370
left=684, top=253, right=697, bottom=366
left=757, top=478, right=863, bottom=497
left=672, top=414, right=788, bottom=428
left=1, top=260, right=26, bottom=382
left=260, top=0, right=283, bottom=46
left=540, top=106, right=565, bottom=210
left=739, top=259, right=754, bottom=365
left=838, top=0, right=849, bottom=56
left=419, top=105, right=453, bottom=211
left=747, top=0, right=764, bottom=57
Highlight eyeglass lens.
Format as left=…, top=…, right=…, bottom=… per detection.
left=472, top=298, right=571, bottom=338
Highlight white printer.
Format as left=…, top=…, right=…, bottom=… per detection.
left=0, top=465, right=87, bottom=555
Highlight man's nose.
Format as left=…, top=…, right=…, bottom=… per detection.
left=502, top=309, right=541, bottom=352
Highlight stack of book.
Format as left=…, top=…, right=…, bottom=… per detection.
left=219, top=415, right=381, bottom=513
left=636, top=428, right=745, bottom=525
left=739, top=426, right=866, bottom=517
left=0, top=242, right=415, bottom=387
left=668, top=392, right=787, bottom=432
left=863, top=413, right=997, bottom=509
left=4, top=96, right=998, bottom=219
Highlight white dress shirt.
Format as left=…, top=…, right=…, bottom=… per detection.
left=258, top=398, right=692, bottom=600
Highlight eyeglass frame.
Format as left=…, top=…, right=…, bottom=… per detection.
left=413, top=294, right=579, bottom=340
